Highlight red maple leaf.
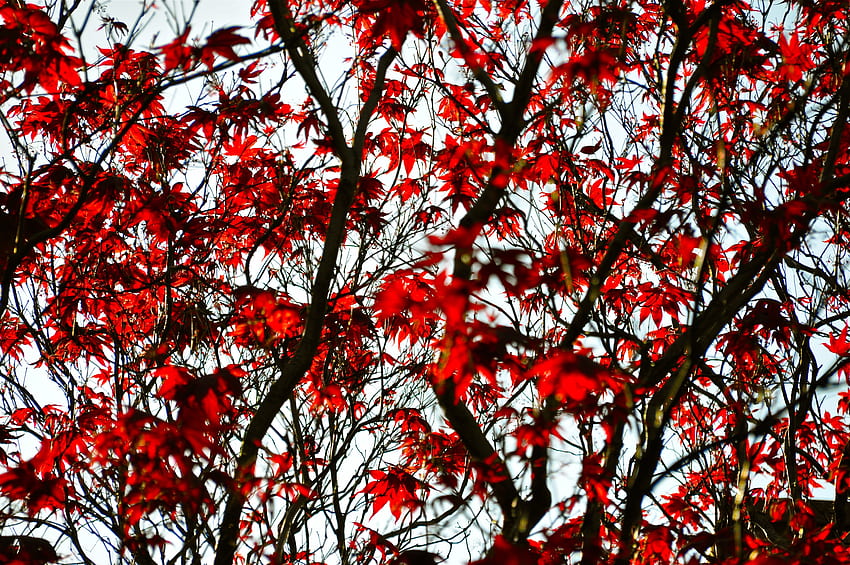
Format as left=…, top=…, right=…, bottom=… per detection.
left=361, top=466, right=428, bottom=519
left=356, top=0, right=433, bottom=49
left=531, top=351, right=608, bottom=406
left=0, top=462, right=67, bottom=515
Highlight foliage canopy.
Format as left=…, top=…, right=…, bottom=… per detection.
left=1, top=0, right=850, bottom=564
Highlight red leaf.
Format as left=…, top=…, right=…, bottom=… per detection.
left=161, top=27, right=193, bottom=72
left=827, top=325, right=850, bottom=356
left=0, top=462, right=67, bottom=515
left=531, top=352, right=607, bottom=405
left=361, top=466, right=427, bottom=520
left=200, top=26, right=250, bottom=68
left=356, top=0, right=433, bottom=49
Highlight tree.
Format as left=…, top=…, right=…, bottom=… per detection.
left=0, top=0, right=849, bottom=563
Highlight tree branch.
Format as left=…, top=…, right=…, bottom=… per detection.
left=214, top=4, right=399, bottom=563
left=433, top=0, right=565, bottom=543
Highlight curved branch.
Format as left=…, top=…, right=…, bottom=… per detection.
left=432, top=0, right=565, bottom=543
left=214, top=5, right=400, bottom=563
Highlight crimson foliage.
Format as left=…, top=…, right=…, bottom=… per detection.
left=1, top=0, right=850, bottom=564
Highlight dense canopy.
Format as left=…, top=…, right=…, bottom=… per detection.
left=1, top=0, right=850, bottom=564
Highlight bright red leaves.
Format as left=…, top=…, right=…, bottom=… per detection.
left=531, top=351, right=620, bottom=409
left=0, top=2, right=82, bottom=92
left=162, top=26, right=250, bottom=72
left=355, top=0, right=434, bottom=49
left=362, top=466, right=428, bottom=519
left=0, top=462, right=67, bottom=515
left=0, top=1, right=849, bottom=565
left=230, top=288, right=303, bottom=348
left=157, top=365, right=243, bottom=426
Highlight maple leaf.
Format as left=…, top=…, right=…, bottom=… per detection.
left=827, top=326, right=850, bottom=356
left=200, top=26, right=250, bottom=68
left=531, top=351, right=608, bottom=406
left=356, top=0, right=433, bottom=49
left=161, top=27, right=193, bottom=72
left=157, top=365, right=242, bottom=426
left=361, top=466, right=428, bottom=520
left=3, top=0, right=850, bottom=563
left=0, top=462, right=67, bottom=515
